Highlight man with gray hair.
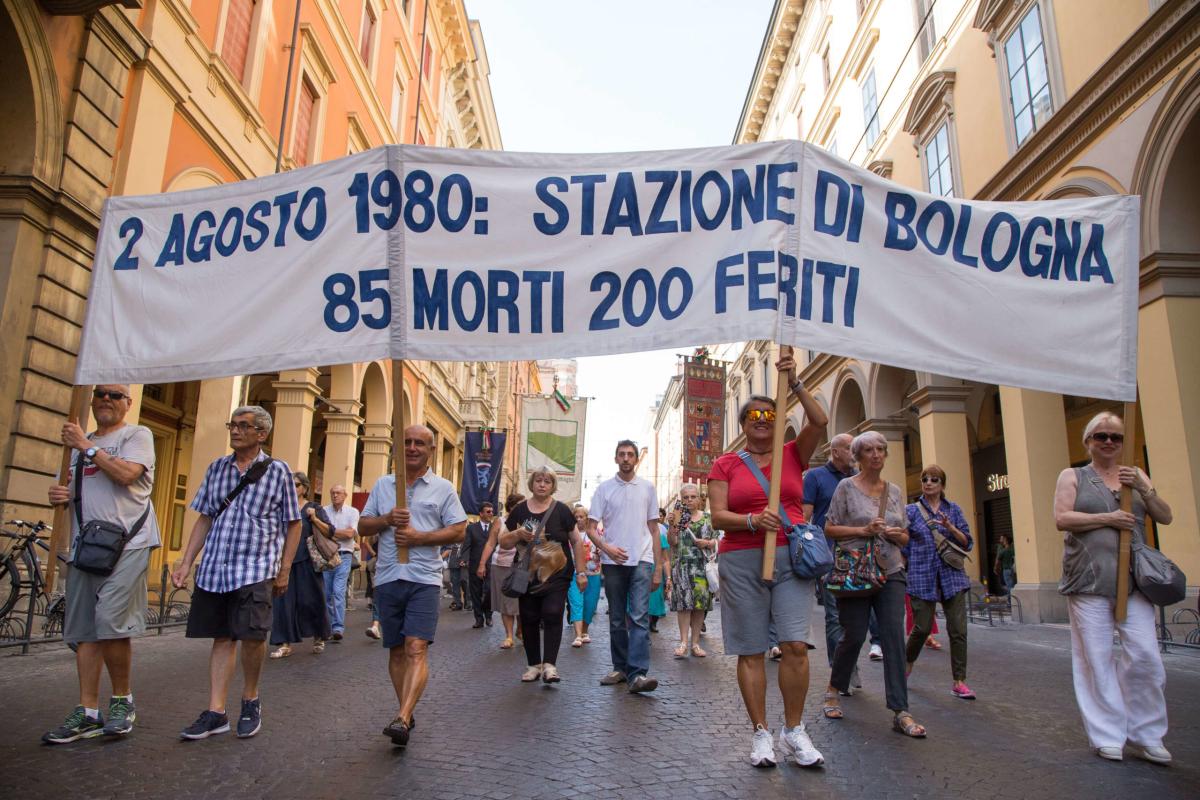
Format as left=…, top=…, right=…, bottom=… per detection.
left=171, top=405, right=302, bottom=741
left=42, top=385, right=159, bottom=743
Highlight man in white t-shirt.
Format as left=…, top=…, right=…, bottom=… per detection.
left=587, top=440, right=664, bottom=694
left=44, top=385, right=159, bottom=743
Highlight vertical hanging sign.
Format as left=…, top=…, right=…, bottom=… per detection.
left=682, top=354, right=726, bottom=485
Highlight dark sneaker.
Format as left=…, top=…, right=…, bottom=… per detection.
left=42, top=706, right=104, bottom=744
left=102, top=697, right=136, bottom=736
left=236, top=698, right=262, bottom=738
left=180, top=710, right=229, bottom=740
left=382, top=716, right=411, bottom=747
left=628, top=675, right=659, bottom=694
left=331, top=631, right=344, bottom=642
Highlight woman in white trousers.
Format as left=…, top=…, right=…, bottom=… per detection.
left=1053, top=411, right=1174, bottom=765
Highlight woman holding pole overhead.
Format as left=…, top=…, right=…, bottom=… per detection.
left=707, top=348, right=828, bottom=769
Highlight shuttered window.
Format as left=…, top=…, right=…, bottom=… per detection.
left=293, top=77, right=317, bottom=167
left=221, top=0, right=255, bottom=83
left=360, top=4, right=377, bottom=65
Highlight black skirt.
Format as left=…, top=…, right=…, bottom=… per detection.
left=269, top=558, right=331, bottom=645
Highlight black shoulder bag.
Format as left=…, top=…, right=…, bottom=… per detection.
left=72, top=452, right=151, bottom=577
left=502, top=506, right=553, bottom=598
left=211, top=457, right=273, bottom=518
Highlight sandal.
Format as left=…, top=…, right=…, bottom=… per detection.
left=572, top=637, right=584, bottom=648
left=925, top=636, right=942, bottom=651
left=673, top=643, right=688, bottom=659
left=893, top=712, right=927, bottom=738
left=500, top=637, right=514, bottom=649
left=269, top=645, right=292, bottom=659
left=691, top=644, right=707, bottom=658
left=312, top=640, right=325, bottom=654
left=580, top=633, right=591, bottom=643
left=822, top=692, right=844, bottom=720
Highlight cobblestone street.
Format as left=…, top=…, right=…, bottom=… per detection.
left=2, top=596, right=1197, bottom=800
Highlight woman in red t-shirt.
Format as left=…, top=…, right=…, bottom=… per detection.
left=706, top=350, right=828, bottom=769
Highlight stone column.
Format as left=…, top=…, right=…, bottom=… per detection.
left=863, top=418, right=910, bottom=492
left=361, top=423, right=394, bottom=489
left=180, top=377, right=241, bottom=545
left=1138, top=295, right=1200, bottom=593
left=999, top=387, right=1071, bottom=622
left=321, top=399, right=363, bottom=497
left=271, top=368, right=321, bottom=475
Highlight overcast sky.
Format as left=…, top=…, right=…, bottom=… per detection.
left=465, top=0, right=773, bottom=501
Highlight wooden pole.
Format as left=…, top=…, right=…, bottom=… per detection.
left=1114, top=399, right=1139, bottom=622
left=391, top=359, right=409, bottom=564
left=45, top=386, right=92, bottom=594
left=761, top=345, right=793, bottom=581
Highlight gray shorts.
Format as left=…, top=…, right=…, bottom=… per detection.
left=718, top=545, right=815, bottom=656
left=64, top=546, right=150, bottom=645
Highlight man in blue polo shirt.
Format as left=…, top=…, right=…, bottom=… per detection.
left=359, top=424, right=467, bottom=748
left=802, top=432, right=878, bottom=672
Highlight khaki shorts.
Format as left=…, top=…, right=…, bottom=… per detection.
left=64, top=546, right=151, bottom=646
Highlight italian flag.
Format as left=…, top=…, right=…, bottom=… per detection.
left=553, top=389, right=571, bottom=413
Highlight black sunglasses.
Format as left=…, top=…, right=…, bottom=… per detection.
left=1090, top=432, right=1124, bottom=444
left=93, top=389, right=129, bottom=401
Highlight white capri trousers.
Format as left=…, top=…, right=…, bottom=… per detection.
left=1067, top=591, right=1167, bottom=749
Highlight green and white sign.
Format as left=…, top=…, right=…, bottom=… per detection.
left=520, top=396, right=588, bottom=504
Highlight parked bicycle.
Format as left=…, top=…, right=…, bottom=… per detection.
left=0, top=519, right=68, bottom=638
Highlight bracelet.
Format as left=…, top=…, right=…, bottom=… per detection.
left=790, top=376, right=805, bottom=393
left=1142, top=487, right=1157, bottom=498
left=746, top=513, right=756, bottom=532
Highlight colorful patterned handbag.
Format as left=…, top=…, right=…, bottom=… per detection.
left=826, top=482, right=888, bottom=597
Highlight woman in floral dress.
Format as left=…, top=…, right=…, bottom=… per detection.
left=668, top=484, right=717, bottom=657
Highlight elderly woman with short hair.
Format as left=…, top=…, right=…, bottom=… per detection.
left=707, top=351, right=828, bottom=768
left=1053, top=411, right=1173, bottom=764
left=823, top=431, right=925, bottom=738
left=500, top=468, right=587, bottom=684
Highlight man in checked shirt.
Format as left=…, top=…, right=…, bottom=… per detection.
left=171, top=405, right=302, bottom=741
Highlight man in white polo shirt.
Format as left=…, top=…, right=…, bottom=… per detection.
left=322, top=484, right=360, bottom=641
left=587, top=440, right=664, bottom=694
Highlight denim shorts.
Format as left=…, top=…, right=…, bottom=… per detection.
left=375, top=578, right=440, bottom=648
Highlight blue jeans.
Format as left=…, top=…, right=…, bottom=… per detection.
left=323, top=555, right=353, bottom=633
left=602, top=563, right=653, bottom=681
left=1002, top=568, right=1016, bottom=595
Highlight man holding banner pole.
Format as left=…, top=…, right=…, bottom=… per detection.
left=359, top=424, right=467, bottom=747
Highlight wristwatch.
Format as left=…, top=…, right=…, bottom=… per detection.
left=84, top=446, right=99, bottom=462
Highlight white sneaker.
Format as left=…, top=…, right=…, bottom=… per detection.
left=1095, top=746, right=1123, bottom=761
left=749, top=726, right=777, bottom=768
left=869, top=644, right=883, bottom=661
left=779, top=723, right=824, bottom=767
left=1131, top=744, right=1172, bottom=765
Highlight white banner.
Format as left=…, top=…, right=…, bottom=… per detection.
left=77, top=141, right=1138, bottom=399
left=519, top=396, right=588, bottom=506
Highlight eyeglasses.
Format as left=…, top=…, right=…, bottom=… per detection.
left=93, top=389, right=129, bottom=401
left=921, top=476, right=942, bottom=484
left=744, top=409, right=776, bottom=423
left=1089, top=432, right=1124, bottom=444
left=225, top=421, right=263, bottom=432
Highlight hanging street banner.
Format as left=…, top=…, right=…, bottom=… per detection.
left=77, top=141, right=1138, bottom=400
left=683, top=357, right=727, bottom=484
left=519, top=395, right=588, bottom=505
left=460, top=430, right=506, bottom=515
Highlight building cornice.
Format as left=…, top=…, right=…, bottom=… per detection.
left=1139, top=251, right=1200, bottom=305
left=734, top=0, right=805, bottom=144
left=975, top=0, right=1200, bottom=201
